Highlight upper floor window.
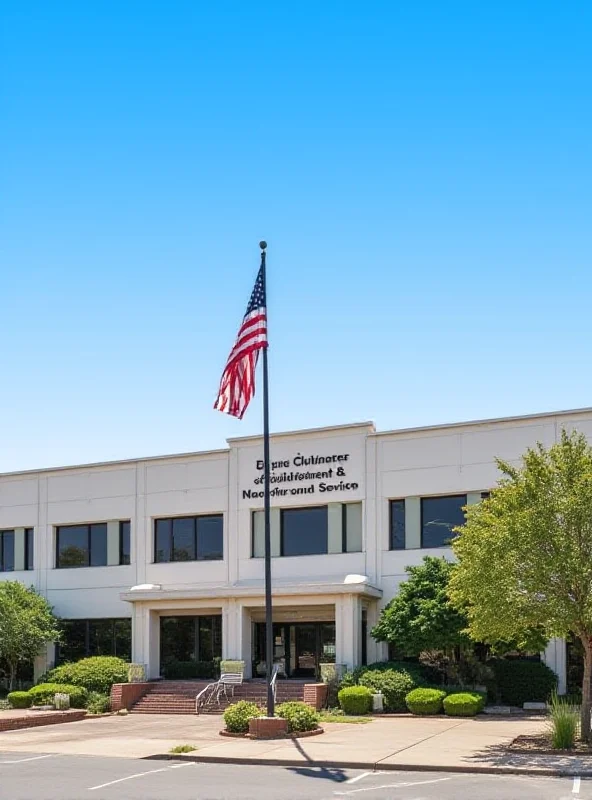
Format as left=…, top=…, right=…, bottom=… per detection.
left=0, top=530, right=15, bottom=572
left=25, top=527, right=34, bottom=570
left=154, top=515, right=223, bottom=563
left=421, top=495, right=467, bottom=548
left=120, top=521, right=131, bottom=565
left=390, top=500, right=406, bottom=550
left=56, top=521, right=130, bottom=568
left=281, top=506, right=328, bottom=557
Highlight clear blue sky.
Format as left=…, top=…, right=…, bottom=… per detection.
left=1, top=1, right=591, bottom=472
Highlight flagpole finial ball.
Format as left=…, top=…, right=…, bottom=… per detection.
left=259, top=240, right=267, bottom=251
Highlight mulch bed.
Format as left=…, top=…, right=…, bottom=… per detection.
left=219, top=727, right=324, bottom=740
left=511, top=734, right=592, bottom=755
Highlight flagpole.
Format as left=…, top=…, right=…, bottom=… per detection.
left=260, top=240, right=274, bottom=718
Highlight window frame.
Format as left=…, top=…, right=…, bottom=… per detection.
left=153, top=514, right=224, bottom=563
left=119, top=521, right=131, bottom=566
left=389, top=499, right=406, bottom=550
left=0, top=529, right=15, bottom=572
left=280, top=505, right=329, bottom=557
left=420, top=494, right=467, bottom=549
left=55, top=522, right=111, bottom=569
left=25, top=527, right=34, bottom=570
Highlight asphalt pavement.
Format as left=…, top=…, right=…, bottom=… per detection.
left=0, top=752, right=590, bottom=800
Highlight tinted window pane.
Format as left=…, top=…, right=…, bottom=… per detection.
left=172, top=517, right=196, bottom=561
left=90, top=524, right=108, bottom=567
left=120, top=521, right=131, bottom=565
left=421, top=495, right=467, bottom=548
left=281, top=507, right=328, bottom=556
left=89, top=619, right=113, bottom=655
left=57, top=525, right=88, bottom=568
left=155, top=519, right=171, bottom=562
left=25, top=528, right=34, bottom=570
left=197, top=516, right=223, bottom=560
left=114, top=619, right=132, bottom=660
left=1, top=531, right=14, bottom=571
left=390, top=500, right=406, bottom=550
left=59, top=620, right=87, bottom=662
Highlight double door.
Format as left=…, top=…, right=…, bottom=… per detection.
left=254, top=622, right=336, bottom=679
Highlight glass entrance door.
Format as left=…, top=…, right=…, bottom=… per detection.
left=253, top=621, right=335, bottom=679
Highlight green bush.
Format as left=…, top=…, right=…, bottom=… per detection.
left=277, top=701, right=319, bottom=732
left=47, top=657, right=128, bottom=695
left=338, top=686, right=373, bottom=715
left=162, top=661, right=219, bottom=680
left=443, top=692, right=483, bottom=717
left=488, top=659, right=557, bottom=706
left=405, top=688, right=446, bottom=715
left=29, top=683, right=87, bottom=708
left=223, top=701, right=262, bottom=733
left=547, top=691, right=578, bottom=749
left=7, top=691, right=32, bottom=709
left=85, top=692, right=111, bottom=714
left=359, top=668, right=418, bottom=712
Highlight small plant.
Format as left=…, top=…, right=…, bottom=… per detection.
left=54, top=693, right=70, bottom=710
left=169, top=744, right=197, bottom=754
left=338, top=686, right=373, bottom=715
left=223, top=701, right=262, bottom=733
left=7, top=691, right=32, bottom=709
left=85, top=692, right=111, bottom=714
left=442, top=692, right=483, bottom=717
left=29, top=683, right=87, bottom=708
left=405, top=688, right=446, bottom=715
left=276, top=701, right=319, bottom=732
left=358, top=668, right=418, bottom=712
left=547, top=691, right=579, bottom=750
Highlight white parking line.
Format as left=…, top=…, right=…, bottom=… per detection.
left=346, top=773, right=372, bottom=784
left=334, top=776, right=453, bottom=795
left=0, top=754, right=55, bottom=765
left=573, top=776, right=581, bottom=794
left=87, top=762, right=194, bottom=791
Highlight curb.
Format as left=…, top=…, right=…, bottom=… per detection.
left=145, top=753, right=592, bottom=777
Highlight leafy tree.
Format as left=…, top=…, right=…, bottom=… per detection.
left=372, top=556, right=471, bottom=664
left=450, top=430, right=592, bottom=739
left=0, top=582, right=60, bottom=690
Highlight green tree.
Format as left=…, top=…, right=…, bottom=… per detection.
left=372, top=556, right=471, bottom=664
left=0, top=582, right=60, bottom=690
left=450, top=430, right=592, bottom=739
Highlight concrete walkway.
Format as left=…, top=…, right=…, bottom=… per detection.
left=0, top=713, right=575, bottom=774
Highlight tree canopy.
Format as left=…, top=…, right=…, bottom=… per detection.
left=450, top=429, right=592, bottom=738
left=0, top=581, right=60, bottom=689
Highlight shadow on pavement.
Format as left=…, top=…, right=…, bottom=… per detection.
left=466, top=742, right=592, bottom=775
left=286, top=736, right=348, bottom=783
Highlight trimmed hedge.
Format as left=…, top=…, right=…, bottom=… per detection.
left=7, top=691, right=32, bottom=709
left=488, top=659, right=557, bottom=706
left=162, top=661, right=219, bottom=680
left=405, top=688, right=446, bottom=715
left=443, top=692, right=483, bottom=717
left=277, top=701, right=319, bottom=732
left=29, top=683, right=87, bottom=708
left=338, top=686, right=373, bottom=715
left=47, top=657, right=128, bottom=694
left=358, top=668, right=418, bottom=712
left=223, top=701, right=262, bottom=733
left=86, top=692, right=111, bottom=714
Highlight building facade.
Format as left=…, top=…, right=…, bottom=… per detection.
left=2, top=407, right=591, bottom=691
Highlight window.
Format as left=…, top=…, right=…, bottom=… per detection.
left=25, top=528, right=34, bottom=570
left=281, top=506, right=328, bottom=557
left=342, top=503, right=363, bottom=553
left=120, top=521, right=131, bottom=565
left=0, top=530, right=15, bottom=572
left=421, top=495, right=467, bottom=548
left=56, top=618, right=132, bottom=664
left=390, top=500, right=406, bottom=550
left=154, top=515, right=223, bottom=563
left=481, top=491, right=491, bottom=500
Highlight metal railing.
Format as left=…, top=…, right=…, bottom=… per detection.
left=271, top=663, right=280, bottom=703
left=195, top=682, right=219, bottom=713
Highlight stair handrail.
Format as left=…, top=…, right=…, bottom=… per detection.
left=195, top=680, right=220, bottom=713
left=270, top=663, right=280, bottom=702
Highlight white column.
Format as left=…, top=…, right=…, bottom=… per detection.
left=238, top=603, right=253, bottom=678
left=335, top=595, right=362, bottom=670
left=364, top=601, right=380, bottom=664
left=141, top=607, right=160, bottom=679
left=542, top=637, right=567, bottom=695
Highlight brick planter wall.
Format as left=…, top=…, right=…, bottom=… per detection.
left=0, top=710, right=86, bottom=732
left=110, top=682, right=151, bottom=711
left=303, top=683, right=328, bottom=711
left=249, top=716, right=288, bottom=739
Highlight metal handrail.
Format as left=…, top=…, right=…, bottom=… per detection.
left=270, top=663, right=280, bottom=702
left=195, top=681, right=219, bottom=713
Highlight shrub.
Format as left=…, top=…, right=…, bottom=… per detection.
left=85, top=692, right=111, bottom=714
left=223, top=701, right=262, bottom=733
left=338, top=686, right=373, bottom=715
left=405, top=688, right=446, bottom=715
left=443, top=692, right=483, bottom=717
left=488, top=659, right=557, bottom=706
left=547, top=691, right=578, bottom=749
left=7, top=691, right=31, bottom=709
left=277, top=701, right=319, bottom=732
left=47, top=657, right=128, bottom=694
left=29, top=683, right=87, bottom=708
left=162, top=661, right=219, bottom=680
left=358, top=668, right=418, bottom=712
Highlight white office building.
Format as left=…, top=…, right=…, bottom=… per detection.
left=2, top=407, right=590, bottom=692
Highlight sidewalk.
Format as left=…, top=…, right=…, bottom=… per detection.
left=0, top=712, right=589, bottom=776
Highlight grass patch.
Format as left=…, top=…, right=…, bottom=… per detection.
left=169, top=744, right=197, bottom=754
left=319, top=711, right=373, bottom=724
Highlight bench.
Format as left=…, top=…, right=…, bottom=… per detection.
left=218, top=672, right=244, bottom=701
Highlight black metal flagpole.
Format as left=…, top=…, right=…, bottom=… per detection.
left=260, top=240, right=274, bottom=718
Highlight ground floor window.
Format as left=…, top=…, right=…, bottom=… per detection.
left=160, top=615, right=222, bottom=679
left=252, top=621, right=336, bottom=679
left=56, top=618, right=132, bottom=664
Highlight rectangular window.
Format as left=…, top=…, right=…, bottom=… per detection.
left=390, top=500, right=406, bottom=550
left=56, top=523, right=108, bottom=568
left=120, top=521, right=131, bottom=565
left=281, top=506, right=328, bottom=557
left=0, top=530, right=15, bottom=572
left=25, top=528, right=34, bottom=570
left=481, top=491, right=491, bottom=500
left=57, top=618, right=132, bottom=664
left=421, top=495, right=467, bottom=548
left=154, top=515, right=223, bottom=563
left=343, top=502, right=363, bottom=553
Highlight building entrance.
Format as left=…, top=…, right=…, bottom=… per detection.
left=253, top=621, right=336, bottom=679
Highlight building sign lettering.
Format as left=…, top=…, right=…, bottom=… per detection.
left=242, top=452, right=359, bottom=500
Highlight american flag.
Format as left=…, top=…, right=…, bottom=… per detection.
left=214, top=263, right=268, bottom=419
